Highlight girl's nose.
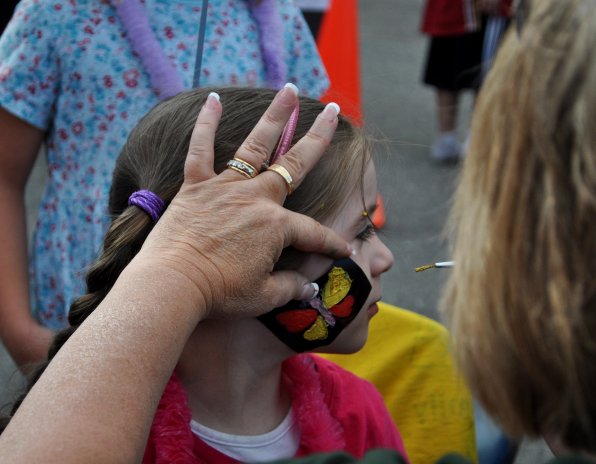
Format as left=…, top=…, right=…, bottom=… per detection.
left=371, top=237, right=394, bottom=277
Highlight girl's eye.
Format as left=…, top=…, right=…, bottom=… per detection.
left=356, top=224, right=376, bottom=242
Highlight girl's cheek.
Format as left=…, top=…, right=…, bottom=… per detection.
left=349, top=241, right=367, bottom=270
left=297, top=253, right=334, bottom=281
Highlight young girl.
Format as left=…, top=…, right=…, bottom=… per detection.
left=420, top=0, right=485, bottom=161
left=0, top=0, right=329, bottom=368
left=5, top=87, right=408, bottom=463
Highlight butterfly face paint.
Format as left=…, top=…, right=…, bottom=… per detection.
left=258, top=258, right=372, bottom=353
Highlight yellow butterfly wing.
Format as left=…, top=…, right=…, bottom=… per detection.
left=322, top=267, right=352, bottom=308
left=303, top=316, right=328, bottom=341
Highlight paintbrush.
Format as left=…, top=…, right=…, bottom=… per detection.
left=415, top=261, right=455, bottom=272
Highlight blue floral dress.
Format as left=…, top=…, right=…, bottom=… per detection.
left=0, top=0, right=329, bottom=328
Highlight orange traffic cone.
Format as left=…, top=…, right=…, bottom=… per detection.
left=316, top=1, right=386, bottom=228
left=372, top=193, right=386, bottom=229
left=317, top=0, right=362, bottom=124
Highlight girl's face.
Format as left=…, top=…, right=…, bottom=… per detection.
left=297, top=160, right=394, bottom=354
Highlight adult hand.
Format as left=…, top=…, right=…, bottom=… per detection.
left=139, top=85, right=351, bottom=319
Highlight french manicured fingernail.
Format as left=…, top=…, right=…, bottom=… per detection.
left=284, top=82, right=299, bottom=95
left=321, top=102, right=340, bottom=121
left=301, top=282, right=319, bottom=300
left=206, top=92, right=220, bottom=109
left=279, top=82, right=299, bottom=105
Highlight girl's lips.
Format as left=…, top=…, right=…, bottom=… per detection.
left=367, top=302, right=379, bottom=318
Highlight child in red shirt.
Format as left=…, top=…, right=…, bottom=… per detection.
left=421, top=0, right=485, bottom=162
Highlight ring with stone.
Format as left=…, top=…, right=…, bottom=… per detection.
left=267, top=164, right=294, bottom=195
left=226, top=158, right=258, bottom=179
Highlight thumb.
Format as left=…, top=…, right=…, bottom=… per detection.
left=261, top=270, right=319, bottom=310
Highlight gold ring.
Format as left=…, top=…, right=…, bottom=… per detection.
left=226, top=158, right=258, bottom=179
left=267, top=164, right=294, bottom=195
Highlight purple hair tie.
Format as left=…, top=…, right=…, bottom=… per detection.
left=270, top=101, right=300, bottom=164
left=128, top=190, right=165, bottom=222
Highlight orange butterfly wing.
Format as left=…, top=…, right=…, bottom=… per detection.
left=276, top=309, right=318, bottom=333
left=328, top=295, right=355, bottom=318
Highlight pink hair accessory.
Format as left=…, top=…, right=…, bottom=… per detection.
left=270, top=101, right=300, bottom=164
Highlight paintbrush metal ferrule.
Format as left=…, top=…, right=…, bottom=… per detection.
left=434, top=261, right=455, bottom=268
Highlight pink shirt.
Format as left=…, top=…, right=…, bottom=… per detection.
left=143, top=354, right=409, bottom=463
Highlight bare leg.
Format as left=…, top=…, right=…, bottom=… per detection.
left=431, top=89, right=462, bottom=161
left=437, top=89, right=459, bottom=133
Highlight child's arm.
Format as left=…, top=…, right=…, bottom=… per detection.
left=0, top=108, right=52, bottom=369
left=0, top=0, right=62, bottom=369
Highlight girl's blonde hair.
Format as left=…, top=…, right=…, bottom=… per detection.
left=443, top=0, right=596, bottom=451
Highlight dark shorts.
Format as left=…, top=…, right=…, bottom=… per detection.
left=423, top=31, right=485, bottom=91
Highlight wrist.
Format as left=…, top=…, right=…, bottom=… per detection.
left=121, top=253, right=211, bottom=322
left=1, top=319, right=52, bottom=367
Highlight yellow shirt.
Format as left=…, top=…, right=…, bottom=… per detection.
left=321, top=303, right=477, bottom=463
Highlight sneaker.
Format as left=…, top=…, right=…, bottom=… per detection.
left=431, top=132, right=462, bottom=163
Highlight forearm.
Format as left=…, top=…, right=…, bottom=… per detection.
left=0, top=109, right=49, bottom=367
left=0, top=255, right=207, bottom=464
left=0, top=183, right=51, bottom=367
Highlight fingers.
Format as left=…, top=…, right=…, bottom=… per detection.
left=260, top=102, right=340, bottom=203
left=221, top=83, right=299, bottom=179
left=261, top=271, right=320, bottom=310
left=183, top=92, right=222, bottom=184
left=283, top=210, right=352, bottom=259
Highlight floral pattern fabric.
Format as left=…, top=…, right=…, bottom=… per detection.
left=0, top=0, right=329, bottom=328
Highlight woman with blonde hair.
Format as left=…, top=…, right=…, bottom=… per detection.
left=444, top=0, right=596, bottom=457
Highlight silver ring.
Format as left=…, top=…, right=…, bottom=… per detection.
left=226, top=158, right=258, bottom=179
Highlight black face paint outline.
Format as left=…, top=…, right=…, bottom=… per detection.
left=258, top=258, right=372, bottom=353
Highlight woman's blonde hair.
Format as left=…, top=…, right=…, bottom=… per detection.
left=442, top=0, right=596, bottom=451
